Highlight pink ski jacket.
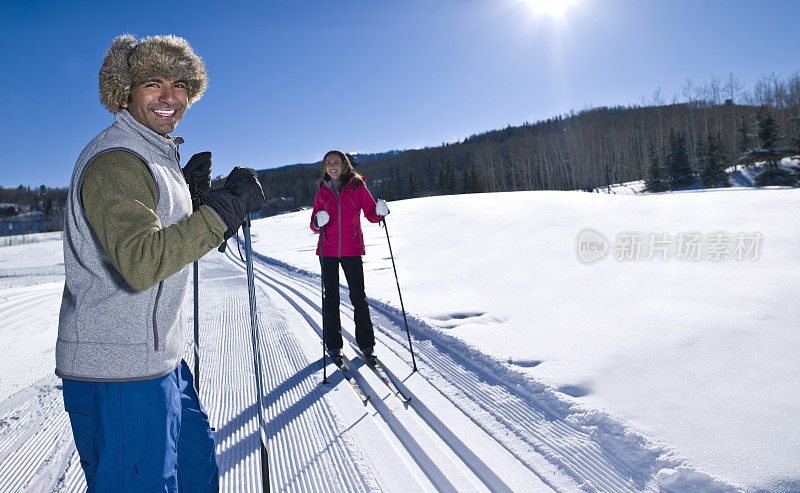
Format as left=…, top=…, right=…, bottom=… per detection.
left=310, top=177, right=382, bottom=257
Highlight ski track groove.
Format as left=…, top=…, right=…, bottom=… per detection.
left=263, top=309, right=365, bottom=492
left=242, top=256, right=537, bottom=490
left=0, top=285, right=61, bottom=405
left=0, top=382, right=75, bottom=492
left=260, top=281, right=372, bottom=492
left=268, top=328, right=317, bottom=492
left=0, top=238, right=660, bottom=491
left=0, top=291, right=55, bottom=322
left=232, top=248, right=512, bottom=492
left=246, top=262, right=501, bottom=490
left=364, top=306, right=650, bottom=492
left=4, top=411, right=64, bottom=489
left=0, top=356, right=56, bottom=404
left=55, top=452, right=85, bottom=492
left=0, top=401, right=34, bottom=457
left=246, top=250, right=661, bottom=493
left=195, top=259, right=371, bottom=492
left=0, top=282, right=85, bottom=492
left=271, top=324, right=362, bottom=492
left=394, top=330, right=632, bottom=491
left=364, top=294, right=650, bottom=491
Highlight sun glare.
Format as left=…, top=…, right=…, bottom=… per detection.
left=525, top=0, right=579, bottom=18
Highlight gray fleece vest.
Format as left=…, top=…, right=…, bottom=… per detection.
left=56, top=110, right=193, bottom=382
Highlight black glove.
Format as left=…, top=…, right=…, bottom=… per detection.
left=182, top=152, right=212, bottom=202
left=226, top=167, right=265, bottom=214
left=199, top=167, right=265, bottom=241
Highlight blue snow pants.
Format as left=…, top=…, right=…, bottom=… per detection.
left=62, top=360, right=219, bottom=492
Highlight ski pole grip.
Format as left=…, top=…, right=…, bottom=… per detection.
left=218, top=214, right=251, bottom=253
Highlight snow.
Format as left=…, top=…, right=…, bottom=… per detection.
left=0, top=185, right=798, bottom=491
left=726, top=157, right=800, bottom=187
left=248, top=187, right=800, bottom=491
left=0, top=232, right=64, bottom=288
left=588, top=179, right=646, bottom=194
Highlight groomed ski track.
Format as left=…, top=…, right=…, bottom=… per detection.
left=0, top=238, right=681, bottom=491
left=216, top=238, right=674, bottom=492
left=215, top=244, right=552, bottom=492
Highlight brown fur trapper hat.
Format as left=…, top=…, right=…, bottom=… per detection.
left=99, top=34, right=208, bottom=113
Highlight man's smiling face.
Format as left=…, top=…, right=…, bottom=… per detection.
left=121, top=77, right=188, bottom=136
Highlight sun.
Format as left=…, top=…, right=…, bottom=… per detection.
left=524, top=0, right=579, bottom=18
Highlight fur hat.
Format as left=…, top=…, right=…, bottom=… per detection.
left=99, top=34, right=208, bottom=113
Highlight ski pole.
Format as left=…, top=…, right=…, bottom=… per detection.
left=190, top=176, right=208, bottom=394
left=243, top=214, right=270, bottom=492
left=380, top=215, right=418, bottom=372
left=320, top=225, right=328, bottom=385
left=192, top=259, right=200, bottom=394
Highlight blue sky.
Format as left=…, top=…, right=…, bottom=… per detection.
left=1, top=0, right=798, bottom=187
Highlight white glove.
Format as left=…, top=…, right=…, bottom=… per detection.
left=314, top=210, right=329, bottom=228
left=375, top=199, right=389, bottom=217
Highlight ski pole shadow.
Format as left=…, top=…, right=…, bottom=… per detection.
left=380, top=360, right=514, bottom=492
left=269, top=411, right=371, bottom=491
left=213, top=359, right=344, bottom=477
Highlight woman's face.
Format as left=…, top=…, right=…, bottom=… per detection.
left=324, top=154, right=343, bottom=180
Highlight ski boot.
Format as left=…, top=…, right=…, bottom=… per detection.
left=328, top=348, right=343, bottom=366
left=362, top=346, right=377, bottom=366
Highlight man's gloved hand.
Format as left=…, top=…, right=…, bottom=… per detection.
left=199, top=166, right=265, bottom=241
left=226, top=167, right=265, bottom=214
left=375, top=199, right=389, bottom=217
left=182, top=152, right=212, bottom=201
left=314, top=210, right=329, bottom=229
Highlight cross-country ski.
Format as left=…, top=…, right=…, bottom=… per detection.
left=330, top=354, right=371, bottom=405
left=350, top=342, right=412, bottom=403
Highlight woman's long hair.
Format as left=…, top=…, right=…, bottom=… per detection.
left=318, top=150, right=364, bottom=189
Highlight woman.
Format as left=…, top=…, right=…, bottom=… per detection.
left=310, top=150, right=389, bottom=365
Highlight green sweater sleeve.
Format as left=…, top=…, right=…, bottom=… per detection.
left=81, top=150, right=226, bottom=291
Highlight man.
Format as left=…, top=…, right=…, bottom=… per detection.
left=56, top=34, right=264, bottom=491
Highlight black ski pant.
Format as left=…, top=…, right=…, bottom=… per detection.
left=321, top=256, right=375, bottom=353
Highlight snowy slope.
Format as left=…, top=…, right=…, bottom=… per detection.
left=248, top=187, right=800, bottom=492
left=0, top=237, right=80, bottom=491
left=0, top=185, right=797, bottom=492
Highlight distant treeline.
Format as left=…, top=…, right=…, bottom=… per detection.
left=0, top=185, right=67, bottom=236
left=5, top=73, right=800, bottom=233
left=258, top=72, right=800, bottom=214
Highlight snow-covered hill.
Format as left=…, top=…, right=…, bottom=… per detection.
left=587, top=156, right=799, bottom=194
left=0, top=185, right=797, bottom=492
left=250, top=186, right=800, bottom=491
